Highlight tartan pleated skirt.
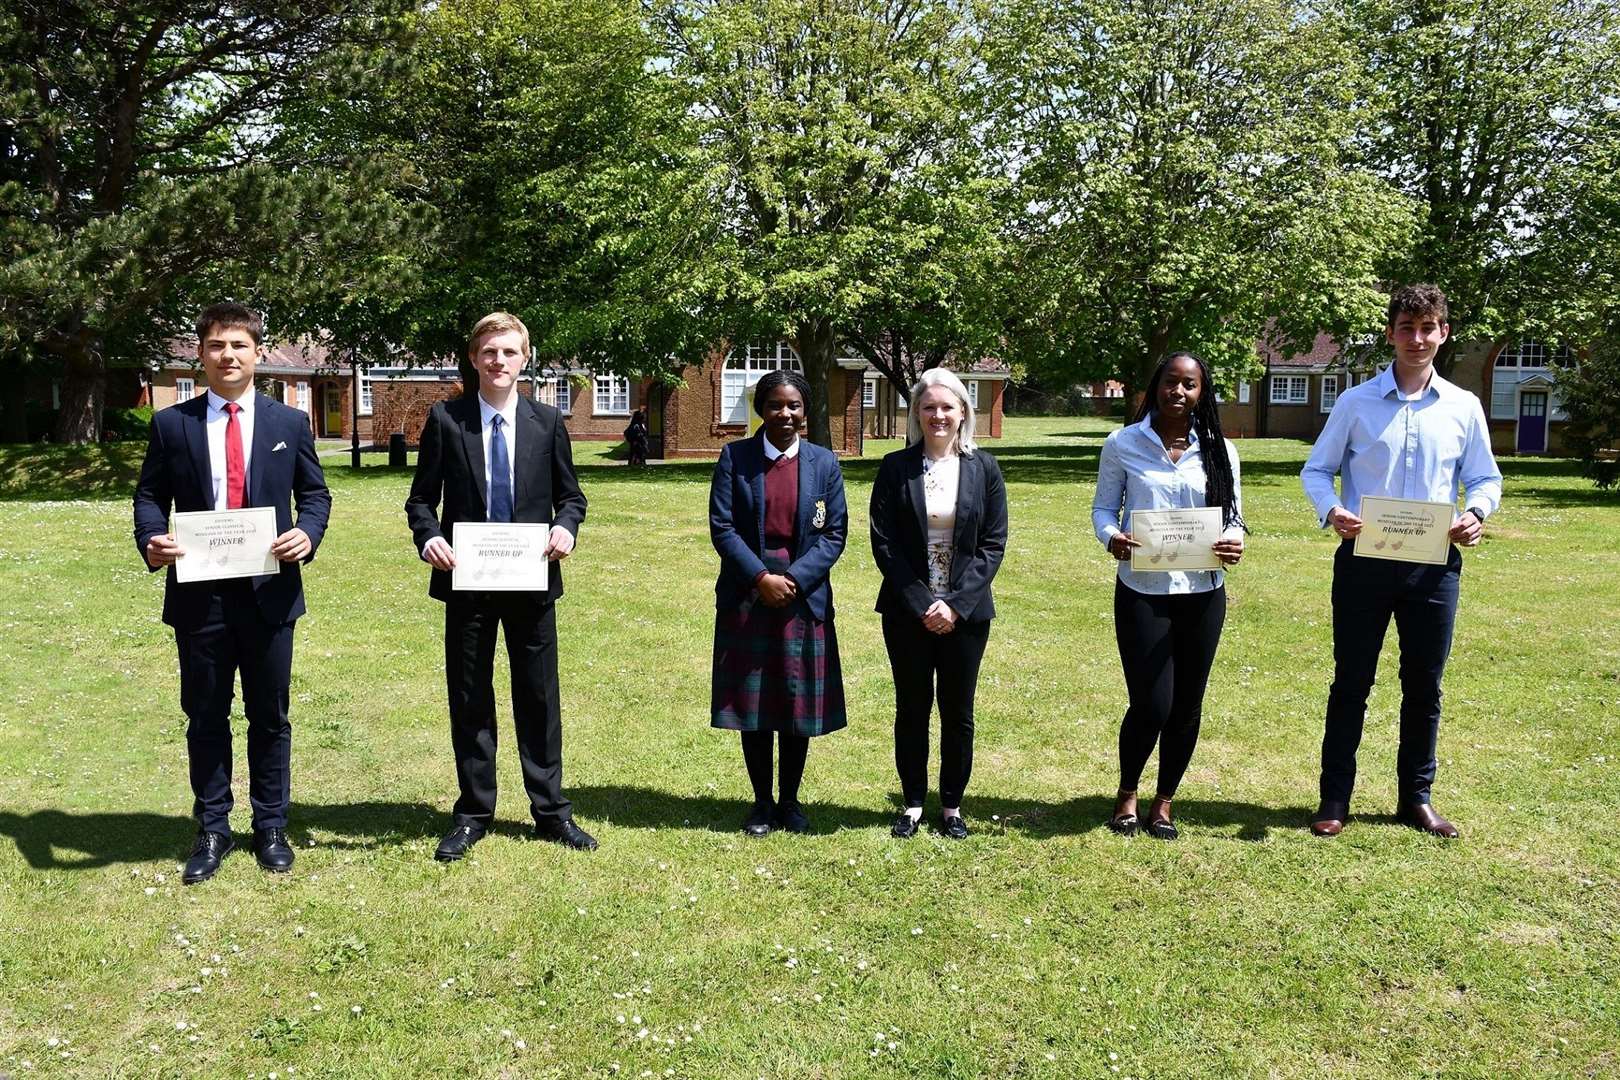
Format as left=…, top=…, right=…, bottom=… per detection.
left=710, top=595, right=847, bottom=738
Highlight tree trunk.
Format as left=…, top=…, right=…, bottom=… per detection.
left=53, top=336, right=106, bottom=444
left=795, top=317, right=838, bottom=449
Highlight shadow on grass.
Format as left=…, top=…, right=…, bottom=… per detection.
left=0, top=443, right=146, bottom=500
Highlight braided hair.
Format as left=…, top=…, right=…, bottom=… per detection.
left=752, top=369, right=812, bottom=416
left=1134, top=351, right=1247, bottom=532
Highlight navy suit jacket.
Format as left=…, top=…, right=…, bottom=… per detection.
left=869, top=443, right=1007, bottom=622
left=404, top=394, right=587, bottom=604
left=709, top=432, right=848, bottom=622
left=132, top=393, right=332, bottom=630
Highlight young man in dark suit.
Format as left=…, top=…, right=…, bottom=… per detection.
left=405, top=312, right=595, bottom=861
left=133, top=302, right=332, bottom=884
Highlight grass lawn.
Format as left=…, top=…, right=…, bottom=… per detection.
left=1, top=415, right=1616, bottom=1078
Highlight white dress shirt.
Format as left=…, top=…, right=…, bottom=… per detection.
left=1092, top=416, right=1244, bottom=595
left=1301, top=364, right=1503, bottom=526
left=205, top=389, right=256, bottom=511
left=762, top=434, right=801, bottom=462
left=477, top=393, right=519, bottom=499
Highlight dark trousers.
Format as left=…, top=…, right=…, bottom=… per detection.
left=174, top=581, right=295, bottom=833
left=1113, top=580, right=1226, bottom=798
left=882, top=610, right=991, bottom=809
left=1321, top=540, right=1460, bottom=807
left=445, top=595, right=571, bottom=828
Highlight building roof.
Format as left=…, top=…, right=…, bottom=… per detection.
left=1258, top=332, right=1342, bottom=371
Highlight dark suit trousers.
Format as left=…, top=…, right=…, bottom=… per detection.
left=1321, top=540, right=1460, bottom=807
left=445, top=595, right=571, bottom=827
left=174, top=581, right=295, bottom=833
left=882, top=611, right=990, bottom=809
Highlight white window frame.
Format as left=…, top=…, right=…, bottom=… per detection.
left=721, top=342, right=801, bottom=424
left=1237, top=381, right=1251, bottom=404
left=357, top=371, right=373, bottom=415
left=593, top=373, right=630, bottom=416
left=966, top=379, right=980, bottom=409
left=862, top=379, right=877, bottom=408
left=1270, top=375, right=1309, bottom=405
left=175, top=377, right=195, bottom=403
left=296, top=381, right=311, bottom=413
left=1319, top=374, right=1339, bottom=413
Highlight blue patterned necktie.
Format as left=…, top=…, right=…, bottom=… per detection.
left=488, top=414, right=514, bottom=523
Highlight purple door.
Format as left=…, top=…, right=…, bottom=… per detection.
left=1517, top=391, right=1547, bottom=454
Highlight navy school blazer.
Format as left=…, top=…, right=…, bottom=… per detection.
left=869, top=442, right=1008, bottom=622
left=404, top=394, right=587, bottom=605
left=708, top=432, right=848, bottom=622
left=132, top=392, right=332, bottom=630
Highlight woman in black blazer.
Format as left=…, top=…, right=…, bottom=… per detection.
left=869, top=368, right=1008, bottom=839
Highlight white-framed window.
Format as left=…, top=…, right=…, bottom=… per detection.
left=1319, top=375, right=1339, bottom=413
left=1270, top=375, right=1309, bottom=405
left=538, top=377, right=571, bottom=415
left=721, top=342, right=802, bottom=423
left=897, top=390, right=907, bottom=411
left=176, top=377, right=194, bottom=402
left=357, top=370, right=373, bottom=415
left=1237, top=381, right=1251, bottom=404
left=296, top=382, right=311, bottom=413
left=862, top=379, right=877, bottom=408
left=593, top=374, right=630, bottom=415
left=966, top=379, right=980, bottom=409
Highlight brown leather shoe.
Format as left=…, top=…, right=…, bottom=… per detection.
left=1397, top=803, right=1460, bottom=839
left=1310, top=801, right=1349, bottom=837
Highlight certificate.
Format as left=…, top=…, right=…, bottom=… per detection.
left=452, top=522, right=551, bottom=592
left=1129, top=507, right=1224, bottom=572
left=1354, top=496, right=1453, bottom=565
left=172, top=508, right=278, bottom=583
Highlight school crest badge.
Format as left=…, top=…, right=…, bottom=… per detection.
left=813, top=499, right=827, bottom=529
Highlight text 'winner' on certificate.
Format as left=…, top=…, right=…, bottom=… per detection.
left=452, top=522, right=550, bottom=592
left=1128, top=507, right=1224, bottom=573
left=1353, top=496, right=1454, bottom=565
left=172, top=507, right=278, bottom=583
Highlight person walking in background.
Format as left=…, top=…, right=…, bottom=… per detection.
left=708, top=370, right=849, bottom=837
left=624, top=409, right=649, bottom=467
left=1301, top=284, right=1502, bottom=840
left=1092, top=351, right=1245, bottom=840
left=869, top=369, right=1007, bottom=840
left=133, top=302, right=331, bottom=883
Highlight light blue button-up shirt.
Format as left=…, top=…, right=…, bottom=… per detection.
left=1300, top=365, right=1502, bottom=527
left=1092, top=416, right=1244, bottom=595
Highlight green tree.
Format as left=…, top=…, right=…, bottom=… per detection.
left=1554, top=338, right=1620, bottom=489
left=1342, top=0, right=1620, bottom=375
left=649, top=0, right=1006, bottom=446
left=995, top=0, right=1411, bottom=396
left=0, top=1, right=430, bottom=443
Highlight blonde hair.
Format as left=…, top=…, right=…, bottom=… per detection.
left=468, top=312, right=531, bottom=359
left=905, top=367, right=978, bottom=455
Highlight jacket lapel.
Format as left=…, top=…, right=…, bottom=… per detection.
left=458, top=397, right=489, bottom=515
left=180, top=396, right=212, bottom=509
left=247, top=393, right=274, bottom=507
left=906, top=445, right=928, bottom=542
left=749, top=434, right=767, bottom=553
left=950, top=452, right=977, bottom=556
left=515, top=397, right=544, bottom=513
left=795, top=444, right=814, bottom=551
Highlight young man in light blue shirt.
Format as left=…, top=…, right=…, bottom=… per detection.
left=1300, top=284, right=1503, bottom=839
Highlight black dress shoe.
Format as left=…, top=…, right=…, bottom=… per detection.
left=891, top=812, right=921, bottom=839
left=938, top=814, right=969, bottom=840
left=252, top=828, right=294, bottom=872
left=742, top=801, right=774, bottom=838
left=536, top=818, right=599, bottom=851
left=434, top=822, right=486, bottom=862
left=183, top=831, right=234, bottom=885
left=774, top=801, right=810, bottom=834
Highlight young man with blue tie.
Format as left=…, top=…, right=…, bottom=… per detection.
left=133, top=303, right=332, bottom=883
left=405, top=312, right=595, bottom=861
left=1301, top=284, right=1503, bottom=839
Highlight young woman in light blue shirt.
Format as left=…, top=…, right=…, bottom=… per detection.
left=1091, top=352, right=1245, bottom=839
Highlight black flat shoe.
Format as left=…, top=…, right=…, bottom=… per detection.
left=252, top=827, right=294, bottom=872
left=891, top=812, right=921, bottom=839
left=742, top=801, right=774, bottom=838
left=1144, top=796, right=1177, bottom=841
left=938, top=814, right=969, bottom=840
left=182, top=830, right=233, bottom=885
left=774, top=801, right=811, bottom=834
left=1107, top=789, right=1139, bottom=836
left=434, top=822, right=486, bottom=862
left=536, top=819, right=599, bottom=851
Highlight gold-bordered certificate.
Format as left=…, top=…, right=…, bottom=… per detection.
left=1129, top=507, right=1225, bottom=573
left=1353, top=496, right=1453, bottom=565
left=452, top=522, right=550, bottom=592
left=172, top=508, right=278, bottom=583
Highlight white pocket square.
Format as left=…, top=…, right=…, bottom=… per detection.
left=272, top=441, right=287, bottom=452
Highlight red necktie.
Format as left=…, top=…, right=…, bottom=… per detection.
left=224, top=402, right=246, bottom=509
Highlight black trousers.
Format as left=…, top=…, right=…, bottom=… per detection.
left=1321, top=540, right=1461, bottom=807
left=445, top=595, right=570, bottom=828
left=174, top=581, right=295, bottom=833
left=1113, top=580, right=1226, bottom=798
left=882, top=610, right=991, bottom=809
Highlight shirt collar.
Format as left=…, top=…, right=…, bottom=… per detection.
left=478, top=393, right=519, bottom=430
left=207, top=389, right=255, bottom=416
left=762, top=434, right=800, bottom=461
left=1375, top=362, right=1442, bottom=403
left=1136, top=414, right=1199, bottom=452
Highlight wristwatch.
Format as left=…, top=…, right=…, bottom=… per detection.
left=1464, top=508, right=1487, bottom=526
